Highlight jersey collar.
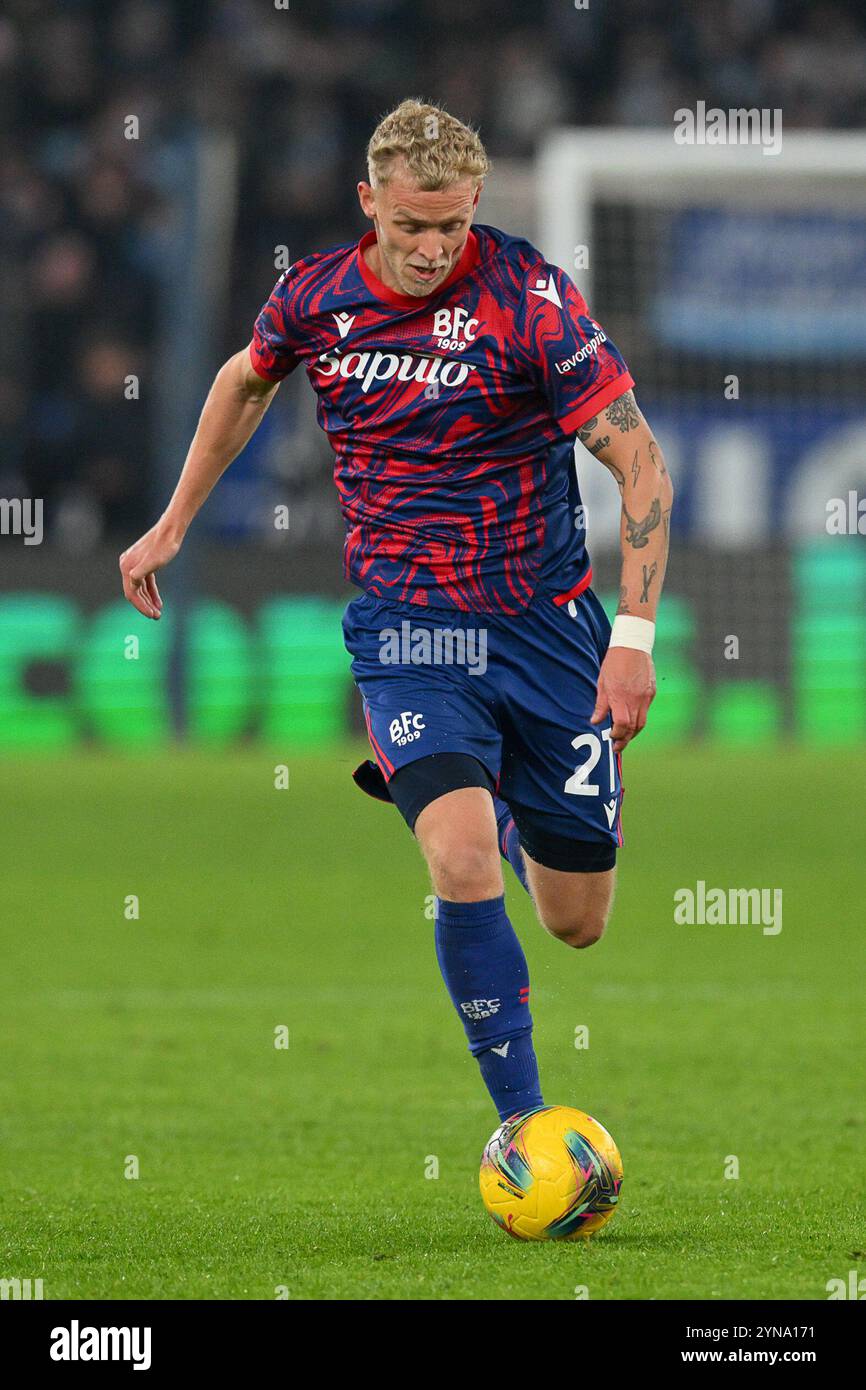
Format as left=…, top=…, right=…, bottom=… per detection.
left=356, top=228, right=480, bottom=309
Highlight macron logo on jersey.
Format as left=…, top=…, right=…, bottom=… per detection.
left=528, top=275, right=563, bottom=309
left=332, top=312, right=356, bottom=338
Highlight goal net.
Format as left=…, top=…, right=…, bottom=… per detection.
left=537, top=130, right=866, bottom=744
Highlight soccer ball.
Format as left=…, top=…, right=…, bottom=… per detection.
left=479, top=1105, right=623, bottom=1240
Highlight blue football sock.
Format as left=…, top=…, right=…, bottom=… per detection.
left=494, top=797, right=530, bottom=893
left=434, top=895, right=544, bottom=1121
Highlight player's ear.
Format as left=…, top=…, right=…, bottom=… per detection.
left=472, top=182, right=483, bottom=209
left=357, top=181, right=376, bottom=220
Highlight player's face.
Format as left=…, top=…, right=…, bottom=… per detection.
left=358, top=166, right=480, bottom=298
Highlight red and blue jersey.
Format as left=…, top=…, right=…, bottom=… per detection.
left=250, top=223, right=633, bottom=614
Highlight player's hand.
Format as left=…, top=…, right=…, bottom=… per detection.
left=119, top=522, right=181, bottom=620
left=591, top=647, right=656, bottom=753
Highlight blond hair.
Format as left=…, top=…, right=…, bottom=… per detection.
left=366, top=98, right=491, bottom=190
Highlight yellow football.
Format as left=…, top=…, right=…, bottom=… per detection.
left=479, top=1105, right=623, bottom=1240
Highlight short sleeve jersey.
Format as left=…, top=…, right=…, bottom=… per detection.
left=251, top=224, right=633, bottom=614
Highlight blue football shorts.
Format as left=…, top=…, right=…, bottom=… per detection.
left=342, top=582, right=624, bottom=851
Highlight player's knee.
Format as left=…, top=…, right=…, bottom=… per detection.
left=427, top=837, right=501, bottom=902
left=540, top=905, right=608, bottom=950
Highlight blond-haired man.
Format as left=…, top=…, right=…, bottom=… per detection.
left=120, top=100, right=673, bottom=1123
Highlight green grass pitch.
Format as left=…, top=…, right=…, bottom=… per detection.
left=0, top=742, right=861, bottom=1300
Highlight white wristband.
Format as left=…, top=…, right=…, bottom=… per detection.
left=609, top=614, right=655, bottom=655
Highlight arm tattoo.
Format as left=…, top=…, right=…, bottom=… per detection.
left=606, top=461, right=625, bottom=491
left=623, top=497, right=661, bottom=549
left=616, top=584, right=631, bottom=614
left=577, top=415, right=610, bottom=457
left=649, top=439, right=667, bottom=477
left=605, top=390, right=640, bottom=433
left=630, top=449, right=641, bottom=487
left=586, top=436, right=610, bottom=458
left=640, top=561, right=658, bottom=603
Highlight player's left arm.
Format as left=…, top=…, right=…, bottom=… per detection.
left=577, top=388, right=674, bottom=753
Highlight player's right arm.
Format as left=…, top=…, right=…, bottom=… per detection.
left=119, top=345, right=278, bottom=618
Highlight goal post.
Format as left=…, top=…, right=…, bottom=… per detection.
left=538, top=129, right=866, bottom=302
left=535, top=129, right=866, bottom=743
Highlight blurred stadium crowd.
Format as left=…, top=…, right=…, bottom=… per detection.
left=2, top=0, right=865, bottom=544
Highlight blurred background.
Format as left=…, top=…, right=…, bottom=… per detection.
left=1, top=0, right=865, bottom=751
left=3, top=3, right=864, bottom=1304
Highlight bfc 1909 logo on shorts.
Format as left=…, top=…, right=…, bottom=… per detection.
left=460, top=998, right=501, bottom=1021
left=389, top=711, right=426, bottom=746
